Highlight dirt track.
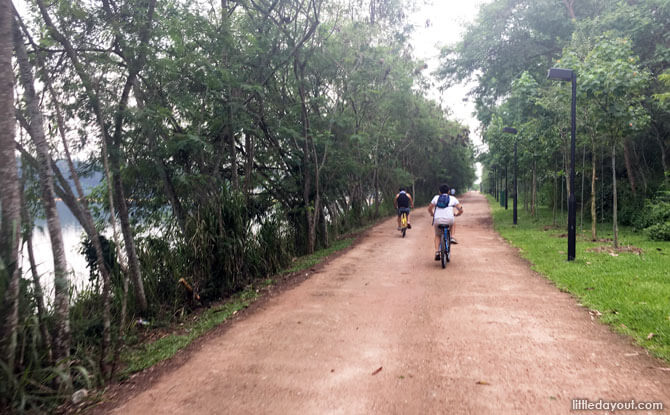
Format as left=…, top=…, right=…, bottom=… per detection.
left=108, top=192, right=670, bottom=414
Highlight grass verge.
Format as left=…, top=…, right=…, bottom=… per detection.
left=486, top=195, right=670, bottom=362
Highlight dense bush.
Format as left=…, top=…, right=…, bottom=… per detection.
left=632, top=190, right=670, bottom=241
left=646, top=222, right=670, bottom=241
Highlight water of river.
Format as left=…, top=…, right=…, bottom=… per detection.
left=21, top=202, right=92, bottom=301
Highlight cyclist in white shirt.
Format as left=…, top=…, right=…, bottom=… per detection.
left=427, top=184, right=463, bottom=260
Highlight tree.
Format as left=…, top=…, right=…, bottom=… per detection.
left=579, top=36, right=650, bottom=247
left=13, top=19, right=71, bottom=368
left=0, top=0, right=21, bottom=375
left=34, top=0, right=155, bottom=314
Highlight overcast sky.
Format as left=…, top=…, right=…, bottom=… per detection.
left=409, top=0, right=489, bottom=182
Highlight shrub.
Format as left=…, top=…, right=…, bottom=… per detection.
left=634, top=190, right=670, bottom=241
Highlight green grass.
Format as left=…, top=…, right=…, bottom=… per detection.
left=119, top=234, right=359, bottom=378
left=486, top=195, right=670, bottom=362
left=282, top=237, right=356, bottom=274
left=120, top=287, right=260, bottom=377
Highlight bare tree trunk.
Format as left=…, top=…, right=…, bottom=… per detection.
left=19, top=168, right=54, bottom=363
left=294, top=55, right=324, bottom=254
left=580, top=144, right=586, bottom=231
left=14, top=21, right=71, bottom=366
left=561, top=171, right=564, bottom=220
left=600, top=146, right=606, bottom=222
left=295, top=58, right=315, bottom=254
left=653, top=125, right=668, bottom=184
left=553, top=172, right=557, bottom=226
left=622, top=139, right=636, bottom=196
left=531, top=159, right=536, bottom=217
left=523, top=177, right=528, bottom=212
left=0, top=0, right=21, bottom=372
left=369, top=0, right=376, bottom=24
left=319, top=204, right=329, bottom=249
left=561, top=0, right=576, bottom=19
left=245, top=132, right=254, bottom=197
left=612, top=140, right=619, bottom=248
left=632, top=140, right=648, bottom=193
left=590, top=138, right=597, bottom=241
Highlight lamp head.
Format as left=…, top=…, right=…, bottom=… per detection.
left=547, top=68, right=574, bottom=82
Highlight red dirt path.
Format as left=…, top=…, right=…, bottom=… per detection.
left=106, top=192, right=670, bottom=414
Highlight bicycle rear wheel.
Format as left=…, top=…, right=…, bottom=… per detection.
left=446, top=228, right=451, bottom=263
left=440, top=232, right=447, bottom=268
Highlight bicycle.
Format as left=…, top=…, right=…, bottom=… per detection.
left=400, top=211, right=409, bottom=238
left=438, top=224, right=451, bottom=268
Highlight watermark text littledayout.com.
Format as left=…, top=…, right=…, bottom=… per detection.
left=572, top=399, right=663, bottom=412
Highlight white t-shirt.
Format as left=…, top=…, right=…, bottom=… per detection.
left=431, top=194, right=460, bottom=221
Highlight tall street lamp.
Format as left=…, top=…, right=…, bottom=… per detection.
left=548, top=67, right=576, bottom=261
left=503, top=127, right=518, bottom=225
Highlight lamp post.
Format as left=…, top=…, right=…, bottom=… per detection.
left=548, top=67, right=576, bottom=261
left=503, top=127, right=518, bottom=224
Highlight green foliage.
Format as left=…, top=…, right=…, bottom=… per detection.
left=633, top=190, right=670, bottom=241
left=6, top=0, right=477, bottom=410
left=0, top=352, right=97, bottom=414
left=654, top=70, right=670, bottom=106
left=472, top=0, right=668, bottom=247
left=646, top=222, right=670, bottom=241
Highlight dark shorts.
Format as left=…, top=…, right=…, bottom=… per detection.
left=397, top=207, right=411, bottom=217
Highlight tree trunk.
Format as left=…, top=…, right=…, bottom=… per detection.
left=561, top=0, right=576, bottom=19
left=18, top=122, right=53, bottom=364
left=36, top=0, right=152, bottom=315
left=631, top=140, right=648, bottom=193
left=653, top=125, right=668, bottom=184
left=504, top=165, right=508, bottom=210
left=14, top=22, right=71, bottom=366
left=369, top=0, right=376, bottom=25
left=622, top=139, right=636, bottom=196
left=32, top=38, right=116, bottom=373
left=295, top=58, right=316, bottom=254
left=600, top=146, right=606, bottom=222
left=132, top=83, right=187, bottom=234
left=590, top=137, right=597, bottom=241
left=553, top=172, right=557, bottom=226
left=561, top=173, right=564, bottom=219
left=580, top=144, right=586, bottom=231
left=319, top=204, right=329, bottom=249
left=245, top=131, right=254, bottom=198
left=0, top=0, right=21, bottom=373
left=523, top=177, right=528, bottom=212
left=611, top=140, right=619, bottom=248
left=112, top=172, right=148, bottom=312
left=531, top=159, right=536, bottom=217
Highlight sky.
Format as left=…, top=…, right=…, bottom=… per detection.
left=409, top=0, right=490, bottom=183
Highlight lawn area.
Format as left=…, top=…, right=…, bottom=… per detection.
left=486, top=195, right=670, bottom=362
